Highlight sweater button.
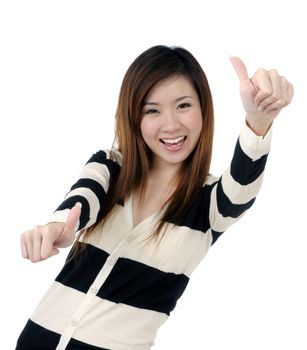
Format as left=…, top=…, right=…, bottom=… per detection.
left=108, top=257, right=116, bottom=266
left=90, top=286, right=98, bottom=294
left=70, top=319, right=78, bottom=327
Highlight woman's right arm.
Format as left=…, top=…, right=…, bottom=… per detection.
left=20, top=149, right=122, bottom=262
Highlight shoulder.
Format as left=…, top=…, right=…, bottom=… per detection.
left=86, top=149, right=123, bottom=167
left=203, top=173, right=219, bottom=187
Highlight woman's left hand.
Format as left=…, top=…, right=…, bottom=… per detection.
left=230, top=56, right=294, bottom=136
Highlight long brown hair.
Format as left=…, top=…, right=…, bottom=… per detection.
left=75, top=45, right=214, bottom=249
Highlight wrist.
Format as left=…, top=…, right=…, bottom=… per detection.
left=245, top=116, right=273, bottom=137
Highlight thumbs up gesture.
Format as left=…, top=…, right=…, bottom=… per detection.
left=20, top=203, right=82, bottom=262
left=230, top=56, right=294, bottom=135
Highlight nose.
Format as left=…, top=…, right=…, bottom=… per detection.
left=161, top=110, right=181, bottom=132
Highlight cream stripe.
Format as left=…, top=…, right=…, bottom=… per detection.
left=31, top=282, right=85, bottom=335
left=105, top=149, right=123, bottom=166
left=239, top=122, right=272, bottom=161
left=73, top=298, right=167, bottom=350
left=221, top=168, right=265, bottom=204
left=31, top=282, right=167, bottom=350
left=203, top=174, right=219, bottom=186
left=86, top=206, right=212, bottom=276
left=123, top=225, right=212, bottom=277
left=209, top=185, right=246, bottom=232
left=79, top=162, right=110, bottom=193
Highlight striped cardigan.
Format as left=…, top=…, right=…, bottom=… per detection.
left=16, top=122, right=272, bottom=350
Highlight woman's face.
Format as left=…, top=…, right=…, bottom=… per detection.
left=140, top=75, right=203, bottom=171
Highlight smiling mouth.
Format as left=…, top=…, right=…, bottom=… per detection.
left=160, top=136, right=187, bottom=146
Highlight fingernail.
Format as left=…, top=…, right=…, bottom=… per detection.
left=76, top=202, right=82, bottom=208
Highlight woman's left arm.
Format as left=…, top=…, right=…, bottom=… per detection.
left=208, top=58, right=294, bottom=243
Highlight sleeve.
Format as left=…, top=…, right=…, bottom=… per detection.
left=209, top=121, right=273, bottom=244
left=46, top=149, right=122, bottom=232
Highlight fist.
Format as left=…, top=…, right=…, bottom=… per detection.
left=230, top=56, right=294, bottom=134
left=20, top=203, right=81, bottom=262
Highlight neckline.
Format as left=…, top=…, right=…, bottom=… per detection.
left=126, top=194, right=161, bottom=232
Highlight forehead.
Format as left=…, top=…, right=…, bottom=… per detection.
left=146, top=75, right=196, bottom=100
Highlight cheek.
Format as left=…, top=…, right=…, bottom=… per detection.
left=140, top=118, right=159, bottom=141
left=187, top=111, right=203, bottom=134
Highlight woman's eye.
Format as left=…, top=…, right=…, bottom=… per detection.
left=144, top=109, right=158, bottom=115
left=143, top=104, right=190, bottom=115
left=178, top=103, right=191, bottom=109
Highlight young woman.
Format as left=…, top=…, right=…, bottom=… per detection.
left=16, top=45, right=293, bottom=350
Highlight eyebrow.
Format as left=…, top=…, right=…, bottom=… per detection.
left=143, top=95, right=193, bottom=106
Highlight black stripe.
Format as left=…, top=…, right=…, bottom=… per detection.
left=211, top=229, right=224, bottom=245
left=67, top=337, right=110, bottom=350
left=55, top=243, right=109, bottom=293
left=16, top=319, right=60, bottom=350
left=167, top=139, right=268, bottom=232
left=86, top=150, right=113, bottom=167
left=168, top=183, right=215, bottom=233
left=98, top=257, right=189, bottom=316
left=71, top=178, right=107, bottom=208
left=55, top=195, right=90, bottom=230
left=56, top=243, right=189, bottom=316
left=231, top=139, right=268, bottom=185
left=69, top=178, right=107, bottom=227
left=216, top=179, right=256, bottom=218
left=15, top=319, right=110, bottom=350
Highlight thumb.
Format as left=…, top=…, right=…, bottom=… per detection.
left=63, top=202, right=82, bottom=235
left=229, top=56, right=249, bottom=82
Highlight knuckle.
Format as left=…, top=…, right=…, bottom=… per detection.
left=261, top=88, right=272, bottom=97
left=20, top=235, right=27, bottom=247
left=270, top=93, right=279, bottom=100
left=280, top=98, right=287, bottom=105
left=21, top=251, right=28, bottom=259
left=40, top=253, right=48, bottom=260
left=275, top=99, right=284, bottom=107
left=33, top=225, right=42, bottom=233
left=256, top=68, right=266, bottom=74
left=22, top=230, right=32, bottom=240
left=40, top=249, right=50, bottom=260
left=41, top=225, right=49, bottom=235
left=270, top=69, right=278, bottom=75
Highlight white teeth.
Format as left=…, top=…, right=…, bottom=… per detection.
left=161, top=136, right=185, bottom=144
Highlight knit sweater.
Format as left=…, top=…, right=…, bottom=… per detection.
left=16, top=122, right=272, bottom=350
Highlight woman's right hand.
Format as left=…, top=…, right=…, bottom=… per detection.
left=20, top=202, right=82, bottom=263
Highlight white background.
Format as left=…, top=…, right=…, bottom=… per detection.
left=1, top=1, right=306, bottom=349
